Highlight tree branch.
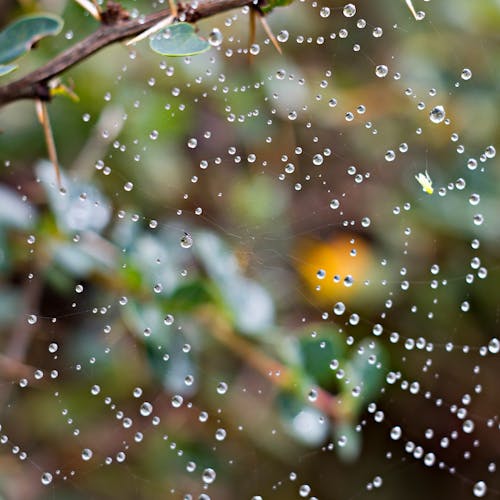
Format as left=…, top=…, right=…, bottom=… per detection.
left=0, top=0, right=251, bottom=108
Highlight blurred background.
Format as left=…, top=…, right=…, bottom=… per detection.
left=0, top=0, right=499, bottom=498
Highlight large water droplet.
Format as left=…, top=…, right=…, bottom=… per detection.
left=429, top=105, right=446, bottom=124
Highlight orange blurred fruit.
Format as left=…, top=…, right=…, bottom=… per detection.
left=296, top=233, right=375, bottom=306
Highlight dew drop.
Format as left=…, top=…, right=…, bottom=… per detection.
left=180, top=232, right=193, bottom=248
left=333, top=302, right=346, bottom=315
left=473, top=481, right=487, bottom=498
left=202, top=468, right=216, bottom=484
left=41, top=472, right=53, bottom=485
left=140, top=402, right=153, bottom=416
left=208, top=28, right=223, bottom=47
left=343, top=3, right=356, bottom=17
left=320, top=6, right=331, bottom=18
left=461, top=68, right=472, bottom=80
left=375, top=65, right=388, bottom=78
left=429, top=105, right=446, bottom=124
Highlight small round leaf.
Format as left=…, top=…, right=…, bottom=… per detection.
left=0, top=14, right=64, bottom=65
left=149, top=23, right=210, bottom=57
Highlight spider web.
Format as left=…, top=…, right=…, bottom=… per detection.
left=0, top=1, right=498, bottom=499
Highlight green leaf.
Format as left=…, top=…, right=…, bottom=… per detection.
left=0, top=64, right=17, bottom=77
left=169, top=280, right=217, bottom=312
left=332, top=421, right=362, bottom=463
left=0, top=185, right=36, bottom=229
left=277, top=392, right=329, bottom=446
left=340, top=338, right=388, bottom=418
left=36, top=160, right=111, bottom=235
left=194, top=231, right=275, bottom=335
left=261, top=0, right=294, bottom=14
left=0, top=14, right=64, bottom=65
left=149, top=23, right=210, bottom=57
left=298, top=327, right=346, bottom=388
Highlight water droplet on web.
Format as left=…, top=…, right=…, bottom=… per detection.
left=140, top=402, right=153, bottom=416
left=180, top=232, right=193, bottom=248
left=330, top=199, right=340, bottom=209
left=27, top=315, right=37, bottom=325
left=385, top=150, right=395, bottom=162
left=277, top=30, right=289, bottom=43
left=208, top=28, right=223, bottom=47
left=375, top=65, right=388, bottom=78
left=469, top=193, right=480, bottom=206
left=216, top=382, right=228, bottom=395
left=312, top=154, right=324, bottom=165
left=171, top=395, right=183, bottom=408
left=485, top=145, right=496, bottom=158
left=187, top=138, right=198, bottom=149
left=429, top=105, right=446, bottom=124
left=299, top=484, right=311, bottom=497
left=473, top=481, right=487, bottom=498
left=343, top=3, right=356, bottom=17
left=320, top=7, right=331, bottom=18
left=202, top=467, right=216, bottom=484
left=333, top=302, right=346, bottom=315
left=81, top=448, right=93, bottom=461
left=344, top=275, right=354, bottom=287
left=215, top=428, right=226, bottom=441
left=164, top=314, right=174, bottom=326
left=473, top=214, right=484, bottom=226
left=249, top=44, right=260, bottom=56
left=41, top=472, right=52, bottom=485
left=461, top=68, right=472, bottom=80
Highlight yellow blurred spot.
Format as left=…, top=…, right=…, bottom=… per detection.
left=296, top=234, right=374, bottom=306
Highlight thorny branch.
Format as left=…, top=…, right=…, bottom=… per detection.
left=0, top=0, right=253, bottom=107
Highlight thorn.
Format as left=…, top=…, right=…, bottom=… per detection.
left=405, top=0, right=419, bottom=20
left=257, top=10, right=282, bottom=55
left=36, top=100, right=62, bottom=190
left=125, top=15, right=174, bottom=46
left=248, top=8, right=256, bottom=62
left=168, top=0, right=178, bottom=18
left=73, top=0, right=101, bottom=21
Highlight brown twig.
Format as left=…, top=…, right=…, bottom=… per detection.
left=0, top=0, right=252, bottom=107
left=36, top=99, right=62, bottom=188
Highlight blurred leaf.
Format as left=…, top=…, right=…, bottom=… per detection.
left=261, top=0, right=295, bottom=14
left=278, top=392, right=329, bottom=446
left=298, top=327, right=346, bottom=388
left=169, top=279, right=217, bottom=312
left=0, top=287, right=21, bottom=325
left=0, top=185, right=36, bottom=229
left=332, top=421, right=362, bottom=463
left=36, top=160, right=111, bottom=234
left=0, top=64, right=17, bottom=76
left=122, top=300, right=170, bottom=343
left=340, top=338, right=387, bottom=418
left=194, top=231, right=275, bottom=335
left=149, top=23, right=210, bottom=57
left=51, top=242, right=102, bottom=276
left=0, top=14, right=63, bottom=65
